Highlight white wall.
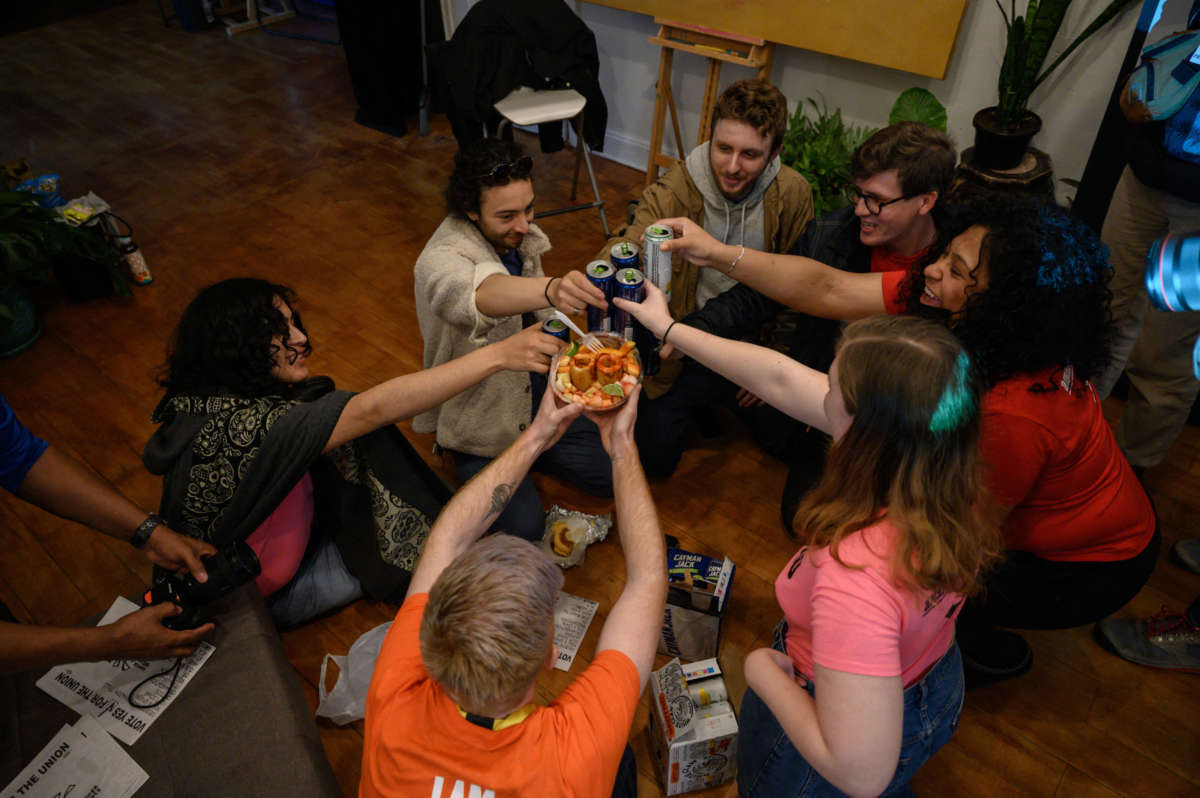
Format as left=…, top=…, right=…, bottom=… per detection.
left=452, top=0, right=1148, bottom=204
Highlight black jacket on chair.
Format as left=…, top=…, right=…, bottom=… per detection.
left=443, top=0, right=608, bottom=152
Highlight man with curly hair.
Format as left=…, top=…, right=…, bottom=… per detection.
left=655, top=195, right=1158, bottom=687
left=598, top=79, right=814, bottom=478
left=415, top=138, right=612, bottom=541
left=360, top=385, right=665, bottom=798
left=681, top=121, right=956, bottom=527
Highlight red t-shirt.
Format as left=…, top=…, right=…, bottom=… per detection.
left=981, top=367, right=1155, bottom=561
left=869, top=247, right=926, bottom=274
left=360, top=593, right=642, bottom=798
left=880, top=270, right=908, bottom=315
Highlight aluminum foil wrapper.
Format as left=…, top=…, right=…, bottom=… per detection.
left=541, top=505, right=612, bottom=568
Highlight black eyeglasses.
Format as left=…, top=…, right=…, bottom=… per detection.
left=844, top=185, right=914, bottom=215
left=478, top=156, right=533, bottom=182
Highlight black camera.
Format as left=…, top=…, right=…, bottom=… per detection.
left=141, top=539, right=262, bottom=630
left=1145, top=230, right=1200, bottom=378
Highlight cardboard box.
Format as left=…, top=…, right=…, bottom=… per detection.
left=647, top=658, right=738, bottom=795
left=658, top=548, right=735, bottom=660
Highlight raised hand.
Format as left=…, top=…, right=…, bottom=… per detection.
left=496, top=322, right=566, bottom=374
left=584, top=384, right=640, bottom=462
left=612, top=280, right=673, bottom=338
left=655, top=217, right=731, bottom=269
left=104, top=604, right=214, bottom=661
left=527, top=378, right=585, bottom=454
left=143, top=526, right=215, bottom=583
left=549, top=270, right=607, bottom=315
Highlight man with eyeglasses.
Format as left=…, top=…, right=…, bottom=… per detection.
left=414, top=139, right=612, bottom=542
left=677, top=122, right=956, bottom=531
left=597, top=79, right=814, bottom=478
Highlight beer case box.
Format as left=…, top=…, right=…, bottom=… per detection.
left=659, top=548, right=735, bottom=661
left=647, top=658, right=738, bottom=796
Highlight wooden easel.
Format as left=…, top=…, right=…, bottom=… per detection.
left=645, top=19, right=775, bottom=187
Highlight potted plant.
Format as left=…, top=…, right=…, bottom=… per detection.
left=780, top=97, right=877, bottom=216
left=0, top=190, right=129, bottom=356
left=974, top=0, right=1139, bottom=170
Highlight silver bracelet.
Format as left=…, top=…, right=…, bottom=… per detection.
left=725, top=245, right=746, bottom=275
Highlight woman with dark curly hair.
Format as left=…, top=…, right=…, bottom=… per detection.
left=144, top=277, right=560, bottom=627
left=654, top=195, right=1158, bottom=686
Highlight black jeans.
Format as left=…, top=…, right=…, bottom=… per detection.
left=635, top=358, right=800, bottom=478
left=958, top=525, right=1161, bottom=635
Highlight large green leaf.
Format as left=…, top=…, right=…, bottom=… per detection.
left=889, top=88, right=948, bottom=130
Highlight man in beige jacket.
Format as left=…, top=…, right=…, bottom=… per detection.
left=414, top=139, right=611, bottom=541
left=596, top=79, right=814, bottom=476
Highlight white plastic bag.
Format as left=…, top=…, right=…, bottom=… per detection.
left=315, top=621, right=391, bottom=725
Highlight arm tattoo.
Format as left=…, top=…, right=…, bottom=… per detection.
left=487, top=483, right=514, bottom=519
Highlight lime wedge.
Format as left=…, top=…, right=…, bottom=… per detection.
left=564, top=341, right=579, bottom=358
left=602, top=383, right=624, bottom=398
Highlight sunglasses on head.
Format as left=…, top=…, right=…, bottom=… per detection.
left=478, top=156, right=533, bottom=182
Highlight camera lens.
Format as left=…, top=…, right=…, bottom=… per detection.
left=1145, top=231, right=1200, bottom=312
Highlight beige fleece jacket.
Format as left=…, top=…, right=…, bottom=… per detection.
left=413, top=215, right=552, bottom=457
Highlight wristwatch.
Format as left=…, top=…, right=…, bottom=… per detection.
left=131, top=513, right=164, bottom=549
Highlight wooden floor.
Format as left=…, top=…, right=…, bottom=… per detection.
left=1, top=4, right=1198, bottom=796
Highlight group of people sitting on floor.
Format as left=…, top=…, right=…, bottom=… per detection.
left=1, top=77, right=1188, bottom=797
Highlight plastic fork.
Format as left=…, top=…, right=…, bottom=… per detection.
left=552, top=310, right=604, bottom=352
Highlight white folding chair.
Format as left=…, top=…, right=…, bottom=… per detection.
left=494, top=87, right=610, bottom=237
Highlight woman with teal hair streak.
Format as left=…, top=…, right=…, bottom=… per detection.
left=617, top=285, right=1002, bottom=795
left=648, top=195, right=1159, bottom=691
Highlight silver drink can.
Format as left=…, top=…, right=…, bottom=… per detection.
left=642, top=224, right=674, bottom=301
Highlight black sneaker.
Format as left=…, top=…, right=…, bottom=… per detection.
left=959, top=628, right=1033, bottom=688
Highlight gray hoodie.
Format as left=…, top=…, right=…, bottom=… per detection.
left=685, top=140, right=780, bottom=308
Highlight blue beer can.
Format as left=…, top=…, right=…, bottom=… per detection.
left=610, top=241, right=640, bottom=270
left=541, top=317, right=570, bottom=343
left=585, top=260, right=615, bottom=333
left=613, top=268, right=645, bottom=340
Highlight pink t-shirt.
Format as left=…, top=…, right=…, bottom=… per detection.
left=776, top=519, right=963, bottom=688
left=244, top=472, right=315, bottom=597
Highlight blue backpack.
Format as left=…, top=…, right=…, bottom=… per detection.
left=1164, top=85, right=1200, bottom=162
left=1120, top=30, right=1200, bottom=123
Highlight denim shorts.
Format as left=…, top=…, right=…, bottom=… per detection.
left=737, top=631, right=965, bottom=798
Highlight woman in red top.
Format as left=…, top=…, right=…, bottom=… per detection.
left=656, top=195, right=1159, bottom=685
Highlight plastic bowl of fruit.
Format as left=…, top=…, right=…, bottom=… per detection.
left=551, top=333, right=642, bottom=410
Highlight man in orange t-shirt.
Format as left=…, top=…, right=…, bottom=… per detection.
left=360, top=383, right=666, bottom=798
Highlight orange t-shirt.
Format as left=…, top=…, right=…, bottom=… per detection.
left=981, top=367, right=1155, bottom=561
left=360, top=593, right=642, bottom=798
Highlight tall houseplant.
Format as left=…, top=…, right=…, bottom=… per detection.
left=973, top=0, right=1139, bottom=169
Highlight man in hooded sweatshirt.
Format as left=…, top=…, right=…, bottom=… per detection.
left=594, top=79, right=813, bottom=477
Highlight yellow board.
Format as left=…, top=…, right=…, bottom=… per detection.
left=584, top=0, right=969, bottom=79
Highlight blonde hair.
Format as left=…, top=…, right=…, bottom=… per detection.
left=793, top=316, right=1001, bottom=597
left=420, top=535, right=564, bottom=716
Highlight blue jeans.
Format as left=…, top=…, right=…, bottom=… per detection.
left=450, top=372, right=612, bottom=542
left=737, top=642, right=965, bottom=798
left=266, top=535, right=364, bottom=628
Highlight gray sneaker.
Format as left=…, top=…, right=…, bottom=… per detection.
left=1094, top=607, right=1200, bottom=673
left=1171, top=539, right=1200, bottom=575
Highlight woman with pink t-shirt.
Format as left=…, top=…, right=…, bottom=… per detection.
left=616, top=288, right=1000, bottom=796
